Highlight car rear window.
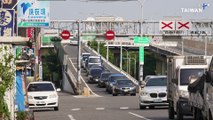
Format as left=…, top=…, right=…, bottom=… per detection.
left=89, top=58, right=101, bottom=63
left=28, top=83, right=55, bottom=92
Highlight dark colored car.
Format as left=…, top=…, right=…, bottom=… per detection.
left=106, top=73, right=127, bottom=93
left=86, top=65, right=104, bottom=76
left=88, top=68, right=103, bottom=83
left=98, top=72, right=113, bottom=88
left=112, top=79, right=136, bottom=96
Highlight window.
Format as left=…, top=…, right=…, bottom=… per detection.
left=146, top=77, right=167, bottom=86
left=28, top=83, right=55, bottom=92
left=89, top=58, right=101, bottom=63
left=117, top=80, right=133, bottom=85
left=180, top=69, right=204, bottom=85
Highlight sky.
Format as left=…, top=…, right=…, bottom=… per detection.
left=50, top=0, right=213, bottom=21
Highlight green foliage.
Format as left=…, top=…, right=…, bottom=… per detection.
left=144, top=51, right=156, bottom=77
left=0, top=45, right=15, bottom=119
left=50, top=36, right=62, bottom=42
left=87, top=40, right=115, bottom=64
left=41, top=49, right=62, bottom=88
left=16, top=111, right=28, bottom=120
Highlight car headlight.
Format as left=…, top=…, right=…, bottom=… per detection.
left=49, top=94, right=57, bottom=99
left=179, top=90, right=189, bottom=98
left=140, top=91, right=149, bottom=96
left=28, top=95, right=33, bottom=99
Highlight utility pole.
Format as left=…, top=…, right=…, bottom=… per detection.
left=77, top=21, right=82, bottom=95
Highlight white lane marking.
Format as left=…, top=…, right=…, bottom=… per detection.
left=68, top=114, right=76, bottom=120
left=96, top=108, right=105, bottom=110
left=128, top=112, right=151, bottom=120
left=69, top=58, right=101, bottom=97
left=71, top=108, right=81, bottom=111
left=73, top=95, right=102, bottom=98
left=120, top=107, right=129, bottom=110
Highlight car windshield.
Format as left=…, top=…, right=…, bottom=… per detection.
left=89, top=58, right=101, bottom=63
left=146, top=77, right=167, bottom=86
left=109, top=75, right=126, bottom=82
left=117, top=80, right=133, bottom=85
left=180, top=68, right=205, bottom=85
left=28, top=83, right=55, bottom=92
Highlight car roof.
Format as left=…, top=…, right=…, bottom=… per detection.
left=89, top=56, right=101, bottom=58
left=82, top=53, right=90, bottom=55
left=144, top=75, right=167, bottom=81
left=109, top=73, right=125, bottom=77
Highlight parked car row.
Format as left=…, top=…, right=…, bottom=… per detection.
left=81, top=52, right=137, bottom=96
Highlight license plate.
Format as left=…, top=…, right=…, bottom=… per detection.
left=37, top=101, right=45, bottom=104
left=95, top=79, right=99, bottom=81
left=154, top=99, right=162, bottom=102
left=124, top=89, right=128, bottom=92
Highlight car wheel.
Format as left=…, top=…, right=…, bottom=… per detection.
left=112, top=93, right=117, bottom=96
left=209, top=110, right=212, bottom=120
left=177, top=104, right=183, bottom=120
left=140, top=105, right=146, bottom=109
left=168, top=102, right=175, bottom=119
left=131, top=93, right=136, bottom=96
left=54, top=107, right=59, bottom=111
left=194, top=107, right=203, bottom=120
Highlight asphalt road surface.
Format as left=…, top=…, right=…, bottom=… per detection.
left=34, top=44, right=193, bottom=120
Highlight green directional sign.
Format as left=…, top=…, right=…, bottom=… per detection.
left=139, top=47, right=144, bottom=65
left=134, top=37, right=150, bottom=44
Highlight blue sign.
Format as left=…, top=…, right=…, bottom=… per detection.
left=0, top=9, right=14, bottom=36
left=17, top=0, right=50, bottom=27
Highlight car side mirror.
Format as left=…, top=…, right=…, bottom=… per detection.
left=56, top=88, right=61, bottom=92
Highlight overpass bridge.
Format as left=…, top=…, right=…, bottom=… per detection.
left=48, top=19, right=213, bottom=94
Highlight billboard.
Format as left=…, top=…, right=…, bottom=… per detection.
left=17, top=0, right=50, bottom=27
left=0, top=9, right=15, bottom=36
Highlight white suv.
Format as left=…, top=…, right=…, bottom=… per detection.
left=139, top=75, right=168, bottom=109
left=27, top=81, right=60, bottom=111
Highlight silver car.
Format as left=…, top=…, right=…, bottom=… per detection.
left=139, top=75, right=168, bottom=109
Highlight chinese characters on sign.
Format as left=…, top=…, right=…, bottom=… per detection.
left=17, top=0, right=50, bottom=27
left=0, top=9, right=14, bottom=36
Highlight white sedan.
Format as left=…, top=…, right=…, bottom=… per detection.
left=27, top=81, right=60, bottom=111
left=139, top=75, right=168, bottom=109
